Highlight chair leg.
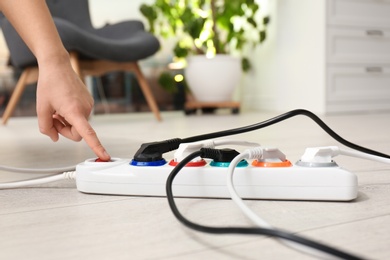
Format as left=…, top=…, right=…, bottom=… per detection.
left=131, top=63, right=162, bottom=121
left=2, top=67, right=38, bottom=125
left=79, top=59, right=162, bottom=121
left=69, top=52, right=83, bottom=80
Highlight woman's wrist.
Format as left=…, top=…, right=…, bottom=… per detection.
left=36, top=47, right=71, bottom=69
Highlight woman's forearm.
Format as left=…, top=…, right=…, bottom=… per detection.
left=0, top=0, right=68, bottom=65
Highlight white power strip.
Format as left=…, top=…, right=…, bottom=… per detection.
left=76, top=158, right=358, bottom=201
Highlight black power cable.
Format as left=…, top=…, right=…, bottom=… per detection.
left=181, top=109, right=390, bottom=159
left=166, top=149, right=364, bottom=260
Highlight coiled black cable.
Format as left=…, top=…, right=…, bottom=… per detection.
left=166, top=149, right=364, bottom=260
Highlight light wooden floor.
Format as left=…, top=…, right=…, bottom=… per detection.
left=0, top=110, right=389, bottom=260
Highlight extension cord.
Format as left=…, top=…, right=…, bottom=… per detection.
left=75, top=157, right=358, bottom=201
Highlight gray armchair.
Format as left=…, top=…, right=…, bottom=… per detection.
left=0, top=0, right=161, bottom=124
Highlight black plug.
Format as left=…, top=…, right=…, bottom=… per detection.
left=200, top=148, right=240, bottom=162
left=200, top=148, right=248, bottom=167
left=133, top=138, right=183, bottom=162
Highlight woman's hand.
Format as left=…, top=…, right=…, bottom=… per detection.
left=0, top=0, right=111, bottom=161
left=36, top=56, right=111, bottom=161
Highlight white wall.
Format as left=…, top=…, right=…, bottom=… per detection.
left=242, top=0, right=327, bottom=114
left=89, top=0, right=152, bottom=27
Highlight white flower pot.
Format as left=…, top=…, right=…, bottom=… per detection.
left=185, top=55, right=242, bottom=102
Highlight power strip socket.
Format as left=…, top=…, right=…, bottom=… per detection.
left=76, top=158, right=358, bottom=201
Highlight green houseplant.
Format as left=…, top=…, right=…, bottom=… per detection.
left=140, top=0, right=269, bottom=102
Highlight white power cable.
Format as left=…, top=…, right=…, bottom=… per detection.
left=226, top=149, right=273, bottom=228
left=0, top=164, right=76, bottom=174
left=339, top=148, right=390, bottom=165
left=300, top=146, right=390, bottom=165
left=0, top=171, right=76, bottom=189
left=213, top=139, right=261, bottom=147
left=226, top=147, right=339, bottom=259
left=227, top=146, right=390, bottom=258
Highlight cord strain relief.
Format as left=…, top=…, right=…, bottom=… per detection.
left=200, top=148, right=241, bottom=163
left=246, top=147, right=264, bottom=159
left=163, top=138, right=183, bottom=152
left=133, top=138, right=183, bottom=162
left=200, top=148, right=222, bottom=159
left=201, top=140, right=216, bottom=149
left=63, top=171, right=77, bottom=180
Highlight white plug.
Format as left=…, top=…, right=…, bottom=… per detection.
left=245, top=147, right=287, bottom=161
left=300, top=146, right=340, bottom=163
left=262, top=147, right=287, bottom=161
left=173, top=141, right=215, bottom=163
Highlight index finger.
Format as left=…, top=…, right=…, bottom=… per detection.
left=69, top=116, right=111, bottom=161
